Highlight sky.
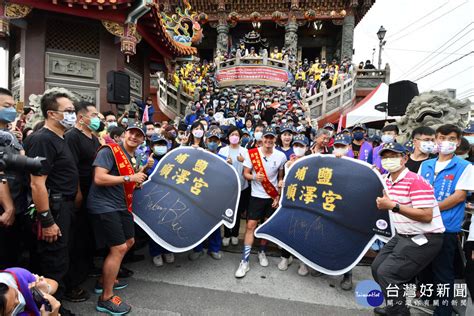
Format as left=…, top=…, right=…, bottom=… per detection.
left=352, top=0, right=474, bottom=101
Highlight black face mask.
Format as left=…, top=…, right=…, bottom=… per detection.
left=97, top=121, right=106, bottom=133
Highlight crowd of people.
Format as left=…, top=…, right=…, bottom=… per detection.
left=0, top=53, right=473, bottom=316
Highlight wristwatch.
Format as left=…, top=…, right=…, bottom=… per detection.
left=392, top=203, right=401, bottom=213
left=124, top=176, right=131, bottom=183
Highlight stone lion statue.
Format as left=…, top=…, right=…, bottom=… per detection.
left=397, top=90, right=472, bottom=139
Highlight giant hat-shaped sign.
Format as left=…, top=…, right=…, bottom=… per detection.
left=255, top=155, right=394, bottom=275
left=133, top=147, right=241, bottom=252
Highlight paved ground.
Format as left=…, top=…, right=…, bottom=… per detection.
left=64, top=247, right=378, bottom=315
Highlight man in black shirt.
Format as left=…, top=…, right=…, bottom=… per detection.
left=63, top=101, right=101, bottom=302
left=24, top=91, right=79, bottom=315
left=405, top=126, right=436, bottom=173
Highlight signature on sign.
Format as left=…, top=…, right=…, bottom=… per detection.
left=288, top=213, right=325, bottom=241
left=141, top=184, right=190, bottom=240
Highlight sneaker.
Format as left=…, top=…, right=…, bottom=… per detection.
left=277, top=257, right=293, bottom=271
left=118, top=267, right=134, bottom=278
left=235, top=260, right=250, bottom=278
left=209, top=251, right=222, bottom=260
left=152, top=255, right=163, bottom=267
left=64, top=287, right=90, bottom=303
left=258, top=251, right=269, bottom=267
left=297, top=263, right=309, bottom=276
left=163, top=253, right=175, bottom=264
left=222, top=237, right=230, bottom=247
left=340, top=274, right=353, bottom=291
left=96, top=295, right=131, bottom=315
left=188, top=250, right=205, bottom=261
left=94, top=280, right=128, bottom=294
left=231, top=237, right=239, bottom=246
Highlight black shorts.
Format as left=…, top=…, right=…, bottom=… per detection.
left=91, top=210, right=135, bottom=249
left=247, top=196, right=275, bottom=221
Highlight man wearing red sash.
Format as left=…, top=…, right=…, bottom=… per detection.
left=236, top=126, right=287, bottom=278
left=87, top=124, right=152, bottom=315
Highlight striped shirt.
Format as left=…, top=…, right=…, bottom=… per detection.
left=385, top=168, right=445, bottom=235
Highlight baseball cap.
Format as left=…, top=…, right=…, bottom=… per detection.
left=205, top=130, right=222, bottom=139
left=263, top=126, right=277, bottom=137
left=323, top=123, right=335, bottom=130
left=292, top=134, right=309, bottom=146
left=254, top=155, right=393, bottom=274
left=280, top=123, right=295, bottom=134
left=403, top=140, right=414, bottom=153
left=150, top=134, right=168, bottom=144
left=333, top=134, right=351, bottom=146
left=464, top=121, right=474, bottom=134
left=351, top=123, right=367, bottom=132
left=126, top=123, right=146, bottom=137
left=378, top=142, right=407, bottom=155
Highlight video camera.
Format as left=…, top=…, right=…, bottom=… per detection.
left=0, top=130, right=45, bottom=173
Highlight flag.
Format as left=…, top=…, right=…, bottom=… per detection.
left=142, top=104, right=149, bottom=123
left=337, top=113, right=344, bottom=133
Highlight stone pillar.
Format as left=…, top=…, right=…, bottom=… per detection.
left=341, top=14, right=355, bottom=60
left=284, top=21, right=298, bottom=56
left=321, top=46, right=327, bottom=59
left=216, top=23, right=229, bottom=55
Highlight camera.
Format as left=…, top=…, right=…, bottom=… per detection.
left=31, top=286, right=52, bottom=312
left=0, top=131, right=45, bottom=173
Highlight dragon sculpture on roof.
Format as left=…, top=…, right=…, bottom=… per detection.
left=161, top=0, right=203, bottom=46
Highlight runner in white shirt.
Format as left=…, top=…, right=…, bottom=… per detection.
left=235, top=126, right=286, bottom=278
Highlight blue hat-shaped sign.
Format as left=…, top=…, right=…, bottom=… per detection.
left=133, top=147, right=241, bottom=252
left=255, top=154, right=394, bottom=275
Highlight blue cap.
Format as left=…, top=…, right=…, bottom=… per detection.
left=205, top=130, right=222, bottom=139
left=464, top=121, right=474, bottom=134
left=323, top=123, right=335, bottom=130
left=263, top=126, right=277, bottom=137
left=378, top=142, right=407, bottom=155
left=280, top=123, right=295, bottom=134
left=369, top=135, right=382, bottom=143
left=292, top=134, right=309, bottom=146
left=150, top=134, right=168, bottom=144
left=351, top=123, right=367, bottom=131
left=403, top=140, right=414, bottom=153
left=126, top=123, right=146, bottom=137
left=333, top=134, right=351, bottom=146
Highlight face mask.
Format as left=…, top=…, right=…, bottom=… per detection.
left=419, top=141, right=435, bottom=154
left=465, top=136, right=474, bottom=145
left=193, top=129, right=204, bottom=138
left=207, top=141, right=218, bottom=152
left=88, top=117, right=101, bottom=131
left=0, top=107, right=17, bottom=123
left=11, top=288, right=26, bottom=315
left=153, top=145, right=168, bottom=156
left=122, top=118, right=129, bottom=125
left=296, top=110, right=303, bottom=115
left=353, top=131, right=364, bottom=141
left=293, top=147, right=306, bottom=157
left=438, top=141, right=457, bottom=155
left=108, top=121, right=117, bottom=128
left=241, top=136, right=250, bottom=146
left=254, top=115, right=260, bottom=120
left=154, top=128, right=161, bottom=134
left=381, top=135, right=394, bottom=144
left=229, top=135, right=240, bottom=145
left=254, top=131, right=263, bottom=141
left=58, top=112, right=76, bottom=129
left=381, top=157, right=404, bottom=173
left=333, top=147, right=349, bottom=156
left=282, top=119, right=287, bottom=124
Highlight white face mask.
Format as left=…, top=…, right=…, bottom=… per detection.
left=381, top=135, right=395, bottom=144
left=293, top=146, right=306, bottom=157
left=437, top=141, right=457, bottom=155
left=192, top=129, right=204, bottom=138
left=254, top=131, right=263, bottom=141
left=11, top=288, right=26, bottom=315
left=381, top=157, right=404, bottom=173
left=419, top=141, right=435, bottom=154
left=57, top=112, right=76, bottom=129
left=333, top=147, right=349, bottom=156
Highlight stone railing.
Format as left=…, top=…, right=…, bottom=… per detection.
left=354, top=64, right=390, bottom=90
left=304, top=77, right=356, bottom=119
left=215, top=55, right=289, bottom=70
left=154, top=73, right=195, bottom=120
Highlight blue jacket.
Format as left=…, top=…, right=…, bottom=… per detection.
left=419, top=156, right=470, bottom=232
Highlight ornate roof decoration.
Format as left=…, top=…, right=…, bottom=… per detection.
left=160, top=0, right=202, bottom=47
left=50, top=0, right=133, bottom=10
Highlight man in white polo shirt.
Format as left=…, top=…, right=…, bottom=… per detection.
left=235, top=126, right=286, bottom=278
left=371, top=142, right=445, bottom=316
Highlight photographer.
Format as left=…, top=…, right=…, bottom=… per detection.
left=23, top=91, right=79, bottom=316
left=0, top=88, right=28, bottom=269
left=0, top=267, right=59, bottom=316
